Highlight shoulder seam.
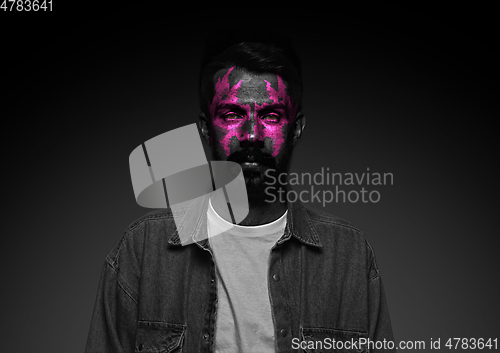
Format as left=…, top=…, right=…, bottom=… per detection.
left=368, top=273, right=380, bottom=282
left=308, top=214, right=364, bottom=234
left=125, top=212, right=173, bottom=233
left=107, top=261, right=139, bottom=305
left=303, top=206, right=363, bottom=233
left=108, top=212, right=172, bottom=265
left=365, top=239, right=380, bottom=281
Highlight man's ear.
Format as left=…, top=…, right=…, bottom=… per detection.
left=199, top=112, right=210, bottom=143
left=293, top=111, right=306, bottom=146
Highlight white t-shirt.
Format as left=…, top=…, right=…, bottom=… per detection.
left=207, top=197, right=287, bottom=353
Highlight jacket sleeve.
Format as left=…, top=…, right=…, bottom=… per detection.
left=85, top=258, right=139, bottom=353
left=366, top=241, right=397, bottom=352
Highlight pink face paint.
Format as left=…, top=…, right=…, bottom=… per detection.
left=208, top=67, right=244, bottom=156
left=208, top=67, right=298, bottom=158
left=258, top=75, right=298, bottom=157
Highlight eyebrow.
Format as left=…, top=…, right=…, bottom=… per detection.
left=216, top=103, right=286, bottom=111
left=216, top=103, right=248, bottom=112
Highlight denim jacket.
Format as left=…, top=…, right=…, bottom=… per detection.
left=85, top=195, right=396, bottom=353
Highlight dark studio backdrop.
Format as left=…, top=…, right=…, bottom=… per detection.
left=1, top=5, right=498, bottom=352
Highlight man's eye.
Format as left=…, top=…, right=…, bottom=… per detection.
left=224, top=113, right=243, bottom=120
left=262, top=114, right=279, bottom=121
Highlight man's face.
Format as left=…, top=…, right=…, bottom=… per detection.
left=203, top=66, right=301, bottom=202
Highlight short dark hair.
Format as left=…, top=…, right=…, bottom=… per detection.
left=199, top=29, right=303, bottom=120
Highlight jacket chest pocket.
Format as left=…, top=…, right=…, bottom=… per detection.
left=300, top=327, right=368, bottom=353
left=135, top=321, right=186, bottom=353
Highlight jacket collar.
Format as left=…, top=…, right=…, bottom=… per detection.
left=167, top=193, right=322, bottom=248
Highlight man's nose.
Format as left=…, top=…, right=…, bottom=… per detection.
left=240, top=119, right=264, bottom=148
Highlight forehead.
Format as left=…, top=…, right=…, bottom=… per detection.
left=212, top=67, right=288, bottom=105
left=213, top=67, right=279, bottom=88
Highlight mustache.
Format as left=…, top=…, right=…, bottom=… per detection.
left=227, top=148, right=276, bottom=167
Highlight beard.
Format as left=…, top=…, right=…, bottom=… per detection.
left=242, top=167, right=272, bottom=204
left=225, top=146, right=291, bottom=206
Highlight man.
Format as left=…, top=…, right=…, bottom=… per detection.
left=85, top=31, right=396, bottom=352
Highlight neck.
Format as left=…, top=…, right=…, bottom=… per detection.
left=210, top=191, right=287, bottom=226
left=239, top=199, right=287, bottom=226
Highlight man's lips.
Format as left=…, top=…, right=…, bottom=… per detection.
left=241, top=162, right=261, bottom=167
left=228, top=150, right=275, bottom=168
left=240, top=161, right=271, bottom=170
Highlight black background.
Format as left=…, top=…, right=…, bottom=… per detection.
left=1, top=4, right=498, bottom=352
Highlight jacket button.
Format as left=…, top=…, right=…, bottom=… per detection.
left=273, top=274, right=280, bottom=281
left=138, top=343, right=144, bottom=351
left=280, top=328, right=288, bottom=337
left=203, top=334, right=209, bottom=341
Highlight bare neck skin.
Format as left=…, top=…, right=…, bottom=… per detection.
left=210, top=189, right=287, bottom=226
